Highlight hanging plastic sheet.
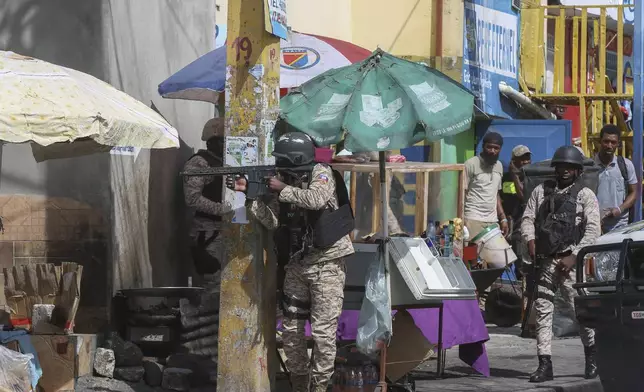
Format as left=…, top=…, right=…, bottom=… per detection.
left=356, top=244, right=392, bottom=355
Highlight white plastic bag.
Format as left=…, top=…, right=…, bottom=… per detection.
left=0, top=345, right=33, bottom=392
left=356, top=247, right=393, bottom=355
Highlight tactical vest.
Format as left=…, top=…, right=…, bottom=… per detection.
left=535, top=179, right=586, bottom=257
left=274, top=166, right=354, bottom=265
left=190, top=150, right=223, bottom=222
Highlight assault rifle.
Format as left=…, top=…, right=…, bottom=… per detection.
left=180, top=164, right=314, bottom=199
left=521, top=256, right=544, bottom=338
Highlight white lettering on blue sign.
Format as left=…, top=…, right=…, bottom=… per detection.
left=464, top=2, right=518, bottom=79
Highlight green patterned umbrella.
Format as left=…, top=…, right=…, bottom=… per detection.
left=279, top=49, right=474, bottom=153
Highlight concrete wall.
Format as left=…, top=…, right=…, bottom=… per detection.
left=351, top=0, right=434, bottom=57
left=0, top=0, right=215, bottom=331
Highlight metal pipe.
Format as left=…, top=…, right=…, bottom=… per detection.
left=377, top=151, right=389, bottom=390
left=633, top=2, right=643, bottom=221
left=498, top=81, right=557, bottom=120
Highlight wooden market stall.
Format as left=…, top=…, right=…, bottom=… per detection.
left=330, top=161, right=472, bottom=387
left=332, top=162, right=465, bottom=239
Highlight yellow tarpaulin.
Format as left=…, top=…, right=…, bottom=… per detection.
left=0, top=51, right=179, bottom=148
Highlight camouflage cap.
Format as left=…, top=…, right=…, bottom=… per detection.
left=511, top=145, right=531, bottom=158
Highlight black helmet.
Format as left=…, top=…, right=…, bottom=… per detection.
left=551, top=145, right=584, bottom=168
left=272, top=131, right=315, bottom=166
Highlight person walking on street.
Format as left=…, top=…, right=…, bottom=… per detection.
left=594, top=124, right=637, bottom=233
left=230, top=132, right=354, bottom=392
left=464, top=131, right=509, bottom=240
left=521, top=146, right=601, bottom=383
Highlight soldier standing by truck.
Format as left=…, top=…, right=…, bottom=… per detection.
left=521, top=146, right=601, bottom=383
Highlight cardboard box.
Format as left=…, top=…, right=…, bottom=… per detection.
left=385, top=310, right=435, bottom=383
left=2, top=339, right=20, bottom=352
left=3, top=262, right=82, bottom=333
left=31, top=334, right=97, bottom=392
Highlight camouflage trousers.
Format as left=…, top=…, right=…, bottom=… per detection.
left=535, top=256, right=595, bottom=355
left=282, top=258, right=346, bottom=390
left=190, top=230, right=225, bottom=292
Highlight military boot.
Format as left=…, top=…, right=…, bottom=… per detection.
left=530, top=355, right=554, bottom=383
left=584, top=345, right=598, bottom=379
left=290, top=374, right=310, bottom=392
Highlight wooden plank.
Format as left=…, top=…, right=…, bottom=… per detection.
left=593, top=19, right=599, bottom=93
left=349, top=171, right=357, bottom=241
left=554, top=12, right=564, bottom=93
left=572, top=17, right=579, bottom=94
left=581, top=9, right=588, bottom=94
left=580, top=96, right=588, bottom=155
left=457, top=169, right=465, bottom=220
left=372, top=173, right=381, bottom=234
left=599, top=9, right=606, bottom=94
left=536, top=6, right=545, bottom=92
left=415, top=172, right=429, bottom=236
left=617, top=10, right=624, bottom=94
left=330, top=162, right=465, bottom=173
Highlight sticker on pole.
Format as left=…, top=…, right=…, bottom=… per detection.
left=632, top=311, right=644, bottom=320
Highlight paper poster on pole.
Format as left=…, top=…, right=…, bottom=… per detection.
left=264, top=0, right=288, bottom=40
left=231, top=191, right=248, bottom=224
left=225, top=136, right=258, bottom=224
left=225, top=136, right=258, bottom=166
left=262, top=119, right=276, bottom=165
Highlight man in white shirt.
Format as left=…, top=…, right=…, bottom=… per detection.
left=464, top=131, right=509, bottom=239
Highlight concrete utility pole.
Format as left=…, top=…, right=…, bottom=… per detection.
left=217, top=0, right=280, bottom=390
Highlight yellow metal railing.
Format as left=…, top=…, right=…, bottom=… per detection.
left=520, top=4, right=634, bottom=156
left=520, top=4, right=631, bottom=98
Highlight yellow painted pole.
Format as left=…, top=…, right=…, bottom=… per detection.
left=218, top=0, right=280, bottom=390
left=581, top=9, right=588, bottom=95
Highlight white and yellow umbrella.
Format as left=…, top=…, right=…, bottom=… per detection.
left=0, top=51, right=178, bottom=148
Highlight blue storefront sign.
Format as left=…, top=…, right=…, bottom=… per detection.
left=463, top=0, right=519, bottom=118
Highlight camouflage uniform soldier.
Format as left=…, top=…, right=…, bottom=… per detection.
left=231, top=132, right=354, bottom=392
left=521, top=146, right=601, bottom=383
left=183, top=130, right=233, bottom=292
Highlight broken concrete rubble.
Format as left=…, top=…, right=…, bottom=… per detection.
left=162, top=368, right=193, bottom=391
left=94, top=348, right=116, bottom=378
left=113, top=366, right=145, bottom=383
left=142, top=359, right=164, bottom=387
left=106, top=333, right=143, bottom=367
left=166, top=353, right=217, bottom=386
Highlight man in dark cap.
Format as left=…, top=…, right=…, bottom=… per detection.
left=464, top=131, right=509, bottom=240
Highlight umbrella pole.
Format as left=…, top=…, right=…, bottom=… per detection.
left=377, top=151, right=389, bottom=390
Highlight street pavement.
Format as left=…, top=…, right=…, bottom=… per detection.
left=413, top=325, right=603, bottom=392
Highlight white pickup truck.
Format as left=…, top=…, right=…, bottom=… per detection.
left=577, top=221, right=644, bottom=292
left=574, top=221, right=644, bottom=392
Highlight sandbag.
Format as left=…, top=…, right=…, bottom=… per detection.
left=522, top=158, right=600, bottom=200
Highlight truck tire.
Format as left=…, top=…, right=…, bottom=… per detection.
left=485, top=285, right=522, bottom=328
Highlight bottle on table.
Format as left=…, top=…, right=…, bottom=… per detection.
left=332, top=365, right=345, bottom=392
left=356, top=367, right=365, bottom=392
left=448, top=220, right=455, bottom=240
left=426, top=222, right=436, bottom=246
left=425, top=221, right=438, bottom=254
left=364, top=362, right=378, bottom=392
left=346, top=368, right=358, bottom=392
left=443, top=225, right=451, bottom=256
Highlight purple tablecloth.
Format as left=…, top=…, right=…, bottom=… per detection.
left=277, top=299, right=490, bottom=376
